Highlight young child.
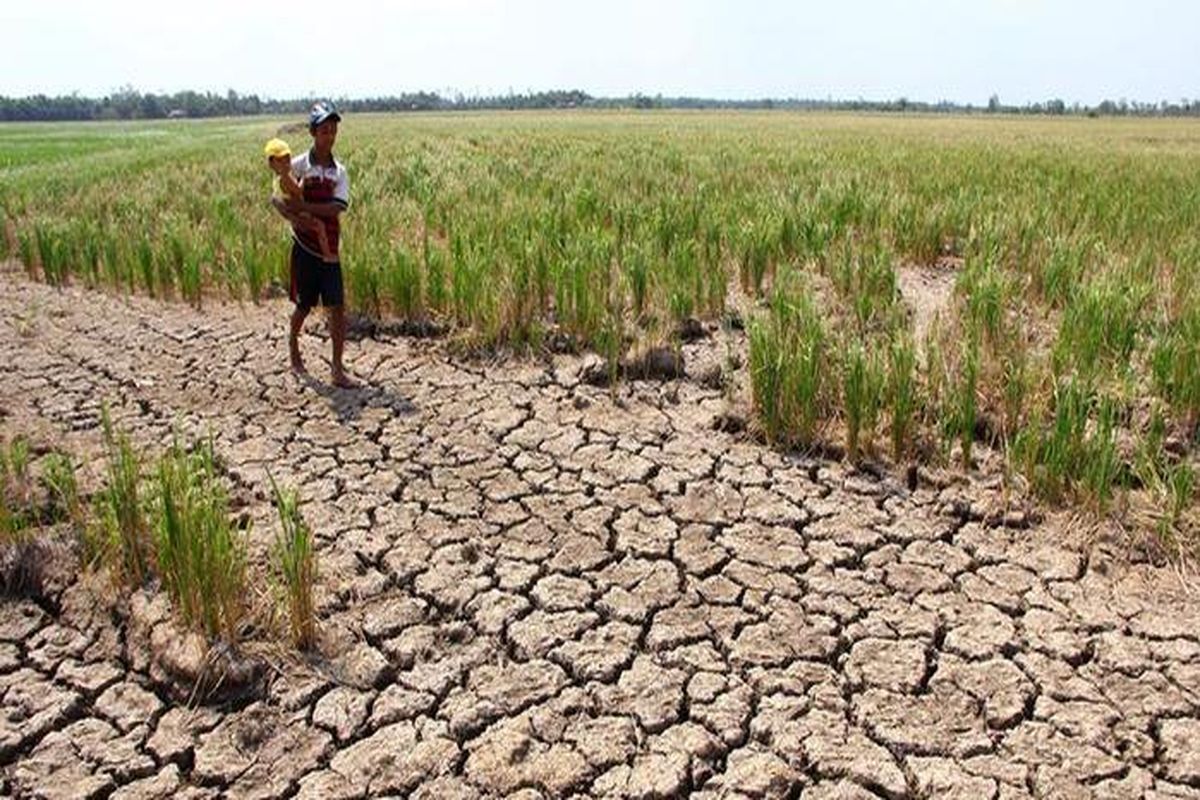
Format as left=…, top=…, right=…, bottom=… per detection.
left=264, top=138, right=336, bottom=263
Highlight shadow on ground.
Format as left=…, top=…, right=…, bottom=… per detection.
left=297, top=372, right=418, bottom=424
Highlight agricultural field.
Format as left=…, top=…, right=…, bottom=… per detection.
left=2, top=112, right=1200, bottom=797
left=4, top=111, right=1198, bottom=538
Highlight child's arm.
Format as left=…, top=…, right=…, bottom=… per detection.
left=278, top=171, right=304, bottom=201
left=268, top=157, right=304, bottom=201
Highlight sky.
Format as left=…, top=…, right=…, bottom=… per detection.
left=4, top=0, right=1198, bottom=106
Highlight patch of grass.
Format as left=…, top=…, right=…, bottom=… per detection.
left=0, top=490, right=13, bottom=543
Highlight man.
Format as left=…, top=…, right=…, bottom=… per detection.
left=274, top=101, right=354, bottom=388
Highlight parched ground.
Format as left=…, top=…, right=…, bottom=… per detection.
left=2, top=274, right=1199, bottom=800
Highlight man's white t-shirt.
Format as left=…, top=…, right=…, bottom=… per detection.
left=290, top=150, right=349, bottom=259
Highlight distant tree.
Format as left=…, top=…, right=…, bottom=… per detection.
left=139, top=93, right=164, bottom=119
left=4, top=86, right=1200, bottom=122
left=110, top=85, right=140, bottom=119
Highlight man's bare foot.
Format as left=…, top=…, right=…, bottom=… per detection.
left=331, top=371, right=357, bottom=389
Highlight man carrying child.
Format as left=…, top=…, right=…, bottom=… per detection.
left=268, top=101, right=355, bottom=388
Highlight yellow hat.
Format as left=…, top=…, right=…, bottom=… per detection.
left=263, top=138, right=291, bottom=158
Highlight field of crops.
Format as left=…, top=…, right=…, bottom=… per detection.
left=2, top=111, right=1197, bottom=543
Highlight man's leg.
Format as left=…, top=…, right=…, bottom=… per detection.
left=290, top=304, right=310, bottom=374
left=322, top=260, right=354, bottom=388
left=328, top=304, right=354, bottom=387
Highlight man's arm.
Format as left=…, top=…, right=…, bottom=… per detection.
left=271, top=197, right=327, bottom=235
left=271, top=195, right=306, bottom=225
left=287, top=199, right=344, bottom=219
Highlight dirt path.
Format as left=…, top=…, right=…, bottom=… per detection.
left=2, top=275, right=1199, bottom=799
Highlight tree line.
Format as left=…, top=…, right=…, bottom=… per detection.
left=2, top=87, right=1199, bottom=122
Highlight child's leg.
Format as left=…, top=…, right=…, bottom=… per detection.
left=316, top=225, right=335, bottom=263
left=298, top=212, right=335, bottom=262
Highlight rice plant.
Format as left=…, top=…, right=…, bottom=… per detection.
left=94, top=408, right=150, bottom=587
left=387, top=245, right=423, bottom=319
left=136, top=237, right=157, bottom=298
left=152, top=437, right=248, bottom=643
left=4, top=438, right=30, bottom=493
left=843, top=341, right=885, bottom=461
left=1011, top=378, right=1130, bottom=506
left=944, top=336, right=980, bottom=469
left=749, top=276, right=827, bottom=447
left=0, top=439, right=31, bottom=542
left=0, top=213, right=10, bottom=262
left=17, top=228, right=36, bottom=278
left=959, top=232, right=1016, bottom=348
left=1053, top=268, right=1148, bottom=382
left=269, top=475, right=318, bottom=651
left=41, top=452, right=81, bottom=525
left=739, top=223, right=774, bottom=297
left=1038, top=236, right=1092, bottom=308
left=1152, top=305, right=1200, bottom=436
left=239, top=237, right=267, bottom=303
left=888, top=334, right=918, bottom=461
left=1167, top=461, right=1195, bottom=530
left=1081, top=396, right=1122, bottom=510
left=1000, top=346, right=1031, bottom=444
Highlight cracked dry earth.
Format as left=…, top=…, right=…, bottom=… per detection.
left=2, top=275, right=1200, bottom=800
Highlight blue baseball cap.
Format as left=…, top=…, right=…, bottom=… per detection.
left=308, top=101, right=342, bottom=131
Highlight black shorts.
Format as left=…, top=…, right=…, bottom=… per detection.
left=290, top=242, right=344, bottom=309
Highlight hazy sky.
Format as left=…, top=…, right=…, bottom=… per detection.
left=5, top=0, right=1197, bottom=105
